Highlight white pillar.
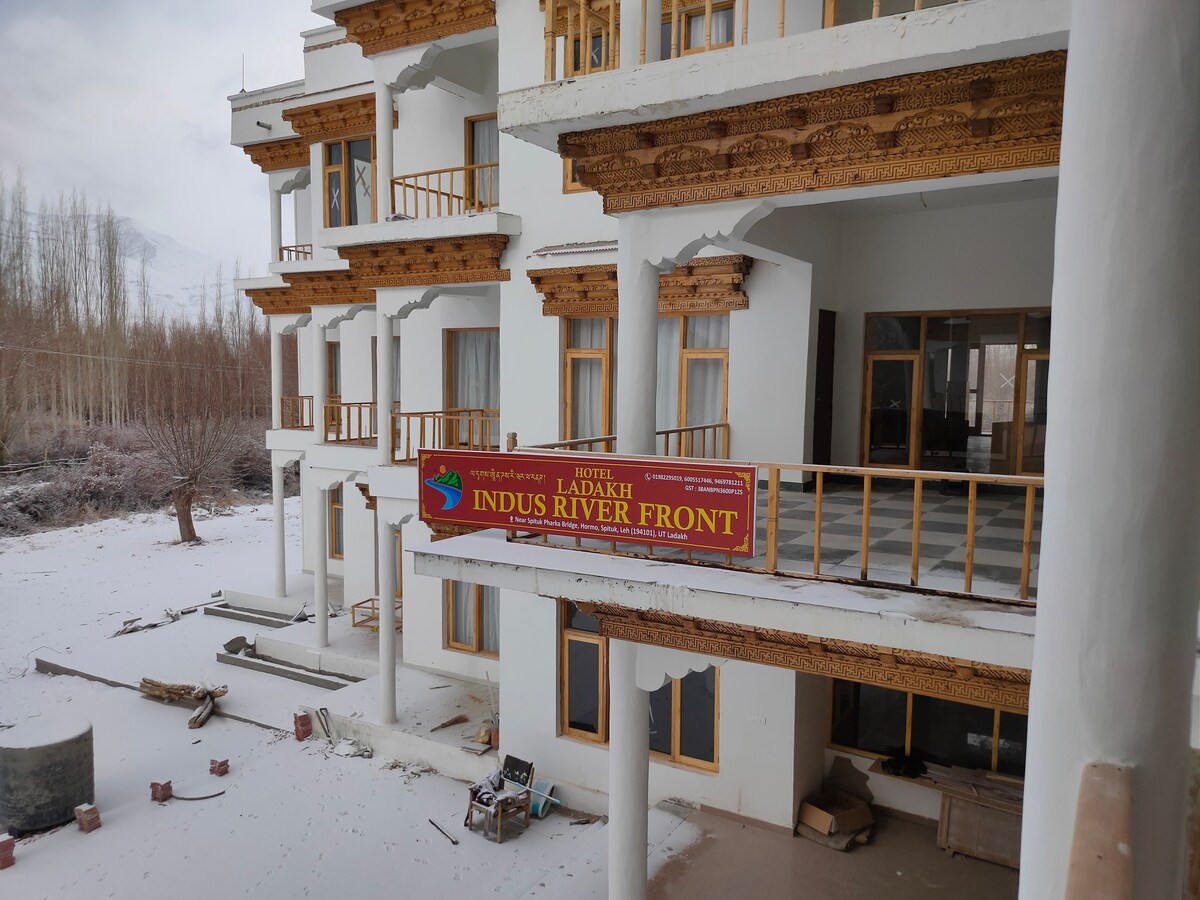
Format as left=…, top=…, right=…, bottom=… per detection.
left=607, top=639, right=649, bottom=900
left=269, top=185, right=283, bottom=261
left=377, top=518, right=398, bottom=725
left=311, top=323, right=327, bottom=440
left=619, top=0, right=660, bottom=66
left=375, top=85, right=394, bottom=222
left=313, top=486, right=329, bottom=648
left=376, top=306, right=395, bottom=466
left=270, top=326, right=284, bottom=430
left=272, top=463, right=287, bottom=598
left=1018, top=3, right=1199, bottom=898
left=615, top=214, right=659, bottom=455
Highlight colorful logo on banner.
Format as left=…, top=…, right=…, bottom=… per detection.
left=418, top=450, right=756, bottom=556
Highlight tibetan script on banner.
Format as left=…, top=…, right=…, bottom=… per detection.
left=419, top=449, right=756, bottom=556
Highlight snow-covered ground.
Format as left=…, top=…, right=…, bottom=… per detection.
left=0, top=502, right=702, bottom=899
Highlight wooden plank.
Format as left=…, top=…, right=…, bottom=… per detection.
left=813, top=470, right=823, bottom=575
left=910, top=477, right=923, bottom=587
left=1066, top=763, right=1132, bottom=899
left=766, top=466, right=780, bottom=571
left=1020, top=483, right=1036, bottom=599
left=860, top=474, right=871, bottom=581
left=964, top=479, right=977, bottom=593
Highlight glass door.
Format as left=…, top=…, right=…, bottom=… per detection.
left=864, top=355, right=919, bottom=467
left=1016, top=352, right=1050, bottom=474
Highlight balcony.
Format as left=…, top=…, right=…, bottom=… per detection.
left=280, top=395, right=313, bottom=430
left=278, top=244, right=313, bottom=262
left=530, top=421, right=730, bottom=459
left=505, top=434, right=1042, bottom=604
left=390, top=163, right=499, bottom=221
left=324, top=400, right=378, bottom=447
left=391, top=408, right=501, bottom=464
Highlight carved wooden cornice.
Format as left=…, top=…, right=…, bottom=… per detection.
left=578, top=602, right=1031, bottom=712
left=560, top=51, right=1066, bottom=214
left=243, top=137, right=310, bottom=173
left=334, top=0, right=497, bottom=57
left=538, top=0, right=618, bottom=36
left=338, top=235, right=510, bottom=287
left=282, top=93, right=394, bottom=143
left=529, top=255, right=751, bottom=317
left=246, top=269, right=376, bottom=315
left=356, top=483, right=378, bottom=510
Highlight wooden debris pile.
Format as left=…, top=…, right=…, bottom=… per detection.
left=138, top=678, right=228, bottom=728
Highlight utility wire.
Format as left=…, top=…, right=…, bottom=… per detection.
left=0, top=342, right=268, bottom=374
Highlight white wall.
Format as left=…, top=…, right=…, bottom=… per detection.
left=302, top=27, right=372, bottom=91
left=396, top=292, right=501, bottom=411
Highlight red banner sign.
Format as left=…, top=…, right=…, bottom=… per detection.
left=419, top=449, right=757, bottom=556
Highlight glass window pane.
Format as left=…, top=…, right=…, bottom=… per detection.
left=866, top=316, right=921, bottom=351
left=328, top=342, right=341, bottom=395
left=685, top=314, right=729, bottom=348
left=326, top=142, right=342, bottom=165
left=997, top=712, right=1028, bottom=777
left=660, top=22, right=672, bottom=59
left=570, top=357, right=605, bottom=440
left=1022, top=357, right=1050, bottom=474
left=480, top=586, right=499, bottom=654
left=565, top=602, right=600, bottom=633
left=685, top=357, right=725, bottom=427
left=326, top=171, right=342, bottom=228
left=450, top=330, right=499, bottom=410
left=450, top=581, right=474, bottom=646
left=830, top=681, right=907, bottom=756
left=835, top=0, right=877, bottom=26
left=348, top=139, right=373, bottom=226
left=648, top=681, right=673, bottom=755
left=879, top=0, right=915, bottom=16
left=867, top=359, right=913, bottom=465
left=1024, top=312, right=1051, bottom=349
left=686, top=13, right=704, bottom=49
left=567, top=638, right=601, bottom=734
left=569, top=318, right=606, bottom=349
left=678, top=668, right=717, bottom=763
left=711, top=8, right=734, bottom=44
left=910, top=695, right=994, bottom=770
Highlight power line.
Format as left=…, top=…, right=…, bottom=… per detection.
left=0, top=342, right=268, bottom=374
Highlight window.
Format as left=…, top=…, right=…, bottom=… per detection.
left=826, top=0, right=958, bottom=28
left=563, top=158, right=590, bottom=194
left=329, top=485, right=344, bottom=559
left=830, top=679, right=1028, bottom=776
left=560, top=602, right=720, bottom=770
left=465, top=114, right=499, bottom=210
left=660, top=3, right=735, bottom=58
left=568, top=28, right=617, bottom=77
left=326, top=340, right=342, bottom=398
left=657, top=314, right=729, bottom=431
left=323, top=137, right=375, bottom=228
left=563, top=318, right=614, bottom=441
left=446, top=581, right=499, bottom=655
left=445, top=328, right=500, bottom=450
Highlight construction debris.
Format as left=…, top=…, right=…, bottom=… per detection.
left=428, top=818, right=459, bottom=846
left=430, top=714, right=468, bottom=733
left=151, top=781, right=173, bottom=802
left=137, top=678, right=227, bottom=729
left=0, top=834, right=14, bottom=869
left=209, top=758, right=230, bottom=777
left=74, top=803, right=101, bottom=832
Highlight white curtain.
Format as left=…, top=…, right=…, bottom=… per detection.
left=481, top=586, right=499, bottom=654
left=452, top=330, right=499, bottom=410
left=656, top=317, right=680, bottom=431
left=391, top=336, right=402, bottom=400
left=688, top=8, right=733, bottom=48
left=569, top=319, right=607, bottom=439
left=471, top=118, right=499, bottom=207
left=451, top=581, right=474, bottom=646
left=684, top=315, right=728, bottom=426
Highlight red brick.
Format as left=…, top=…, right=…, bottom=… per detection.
left=150, top=781, right=173, bottom=802
left=209, top=758, right=230, bottom=776
left=294, top=712, right=312, bottom=741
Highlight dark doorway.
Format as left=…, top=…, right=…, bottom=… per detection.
left=812, top=310, right=836, bottom=465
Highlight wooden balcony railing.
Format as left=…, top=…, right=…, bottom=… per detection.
left=324, top=401, right=378, bottom=446
left=280, top=395, right=313, bottom=430
left=532, top=434, right=618, bottom=453
left=390, top=163, right=499, bottom=220
left=392, top=408, right=500, bottom=464
left=278, top=243, right=313, bottom=262
left=506, top=436, right=1044, bottom=603
left=531, top=422, right=728, bottom=458
left=544, top=0, right=620, bottom=81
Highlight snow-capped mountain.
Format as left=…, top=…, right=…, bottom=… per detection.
left=117, top=217, right=238, bottom=323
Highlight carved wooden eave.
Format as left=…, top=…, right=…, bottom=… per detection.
left=243, top=137, right=310, bottom=173
left=245, top=269, right=375, bottom=315
left=538, top=0, right=618, bottom=36
left=559, top=51, right=1066, bottom=214
left=529, top=255, right=751, bottom=317
left=334, top=0, right=497, bottom=57
left=577, top=602, right=1031, bottom=712
left=338, top=235, right=510, bottom=287
left=355, top=483, right=378, bottom=510
left=282, top=93, right=395, bottom=144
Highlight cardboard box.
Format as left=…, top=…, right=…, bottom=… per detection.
left=798, top=790, right=875, bottom=836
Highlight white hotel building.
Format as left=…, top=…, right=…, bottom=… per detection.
left=228, top=1, right=1197, bottom=896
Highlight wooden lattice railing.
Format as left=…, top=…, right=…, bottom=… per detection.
left=392, top=408, right=500, bottom=464
left=390, top=163, right=499, bottom=219
left=280, top=395, right=313, bottom=430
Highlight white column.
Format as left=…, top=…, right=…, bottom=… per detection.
left=377, top=518, right=398, bottom=725
left=313, top=486, right=329, bottom=648
left=1018, top=3, right=1199, bottom=898
left=272, top=463, right=287, bottom=598
left=311, top=323, right=327, bottom=440
left=375, top=85, right=394, bottom=222
left=270, top=326, right=284, bottom=430
left=376, top=306, right=395, bottom=466
left=607, top=639, right=649, bottom=900
left=269, top=185, right=283, bottom=261
left=615, top=214, right=659, bottom=455
left=619, top=0, right=660, bottom=66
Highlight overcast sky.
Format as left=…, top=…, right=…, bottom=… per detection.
left=0, top=1, right=328, bottom=273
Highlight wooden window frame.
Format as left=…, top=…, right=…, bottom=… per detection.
left=329, top=484, right=344, bottom=560
left=679, top=2, right=736, bottom=54
left=558, top=602, right=719, bottom=770
left=444, top=581, right=499, bottom=657
left=444, top=326, right=500, bottom=413
left=464, top=113, right=498, bottom=207
left=567, top=28, right=618, bottom=78
left=394, top=528, right=403, bottom=601
left=672, top=312, right=730, bottom=429
left=562, top=158, right=590, bottom=195
left=826, top=678, right=1022, bottom=776
left=326, top=339, right=342, bottom=400
left=322, top=137, right=377, bottom=229
left=823, top=0, right=954, bottom=30
left=562, top=317, right=615, bottom=441
left=859, top=308, right=1051, bottom=470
